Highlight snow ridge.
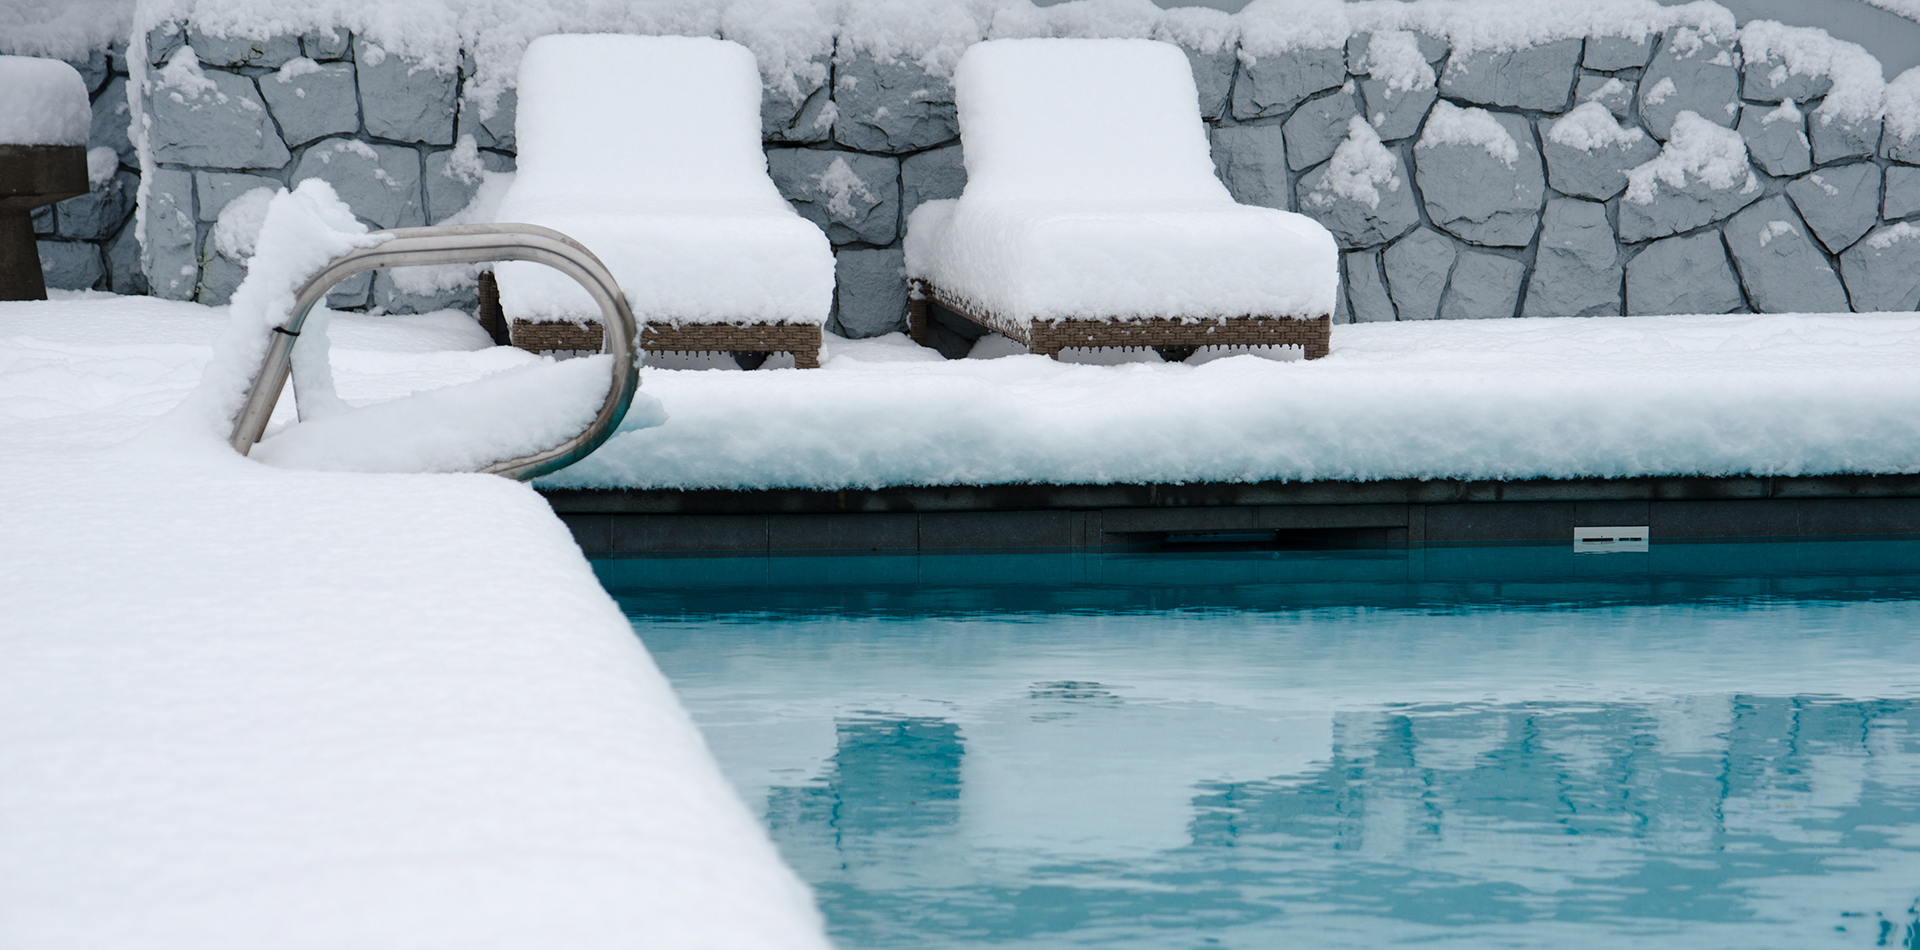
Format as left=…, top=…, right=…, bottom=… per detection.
left=1548, top=102, right=1646, bottom=152
left=1417, top=100, right=1519, bottom=166
left=1624, top=111, right=1757, bottom=205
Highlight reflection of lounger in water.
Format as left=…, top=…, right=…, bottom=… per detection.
left=493, top=34, right=835, bottom=368
left=905, top=38, right=1337, bottom=362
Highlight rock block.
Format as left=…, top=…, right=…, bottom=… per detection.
left=1297, top=143, right=1420, bottom=248
left=1181, top=47, right=1236, bottom=122
left=425, top=145, right=511, bottom=224
left=764, top=54, right=833, bottom=144
left=1438, top=38, right=1583, bottom=113
left=833, top=50, right=957, bottom=154
left=1617, top=152, right=1761, bottom=243
left=370, top=268, right=476, bottom=315
left=1787, top=162, right=1881, bottom=254
left=1210, top=124, right=1287, bottom=209
left=65, top=48, right=109, bottom=95
left=1383, top=227, right=1456, bottom=321
left=55, top=168, right=138, bottom=241
left=195, top=171, right=283, bottom=221
left=833, top=247, right=909, bottom=338
left=355, top=37, right=456, bottom=145
left=327, top=270, right=372, bottom=309
left=106, top=223, right=146, bottom=295
left=259, top=60, right=358, bottom=148
left=1887, top=129, right=1920, bottom=167
left=1575, top=73, right=1635, bottom=121
left=148, top=66, right=290, bottom=170
left=1284, top=87, right=1360, bottom=171
left=1232, top=46, right=1346, bottom=120
left=1741, top=52, right=1832, bottom=104
left=142, top=168, right=199, bottom=300
left=1738, top=104, right=1811, bottom=178
left=901, top=144, right=966, bottom=222
left=1523, top=198, right=1622, bottom=317
left=36, top=240, right=104, bottom=291
left=302, top=28, right=351, bottom=61
left=1584, top=35, right=1654, bottom=71
left=1886, top=165, right=1920, bottom=221
left=1626, top=232, right=1744, bottom=314
left=1810, top=108, right=1880, bottom=165
left=146, top=22, right=185, bottom=67
left=1839, top=224, right=1920, bottom=311
left=1343, top=248, right=1394, bottom=322
left=459, top=89, right=516, bottom=153
left=290, top=138, right=424, bottom=230
left=1638, top=30, right=1740, bottom=139
left=1722, top=196, right=1850, bottom=313
left=1439, top=248, right=1526, bottom=320
left=1541, top=114, right=1659, bottom=201
left=196, top=235, right=247, bottom=306
left=188, top=28, right=299, bottom=68
left=90, top=76, right=135, bottom=166
left=1414, top=110, right=1543, bottom=247
left=1359, top=78, right=1437, bottom=142
left=767, top=148, right=899, bottom=245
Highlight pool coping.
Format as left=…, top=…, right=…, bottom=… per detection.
left=542, top=473, right=1920, bottom=556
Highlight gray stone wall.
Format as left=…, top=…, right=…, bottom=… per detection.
left=107, top=20, right=1920, bottom=329
left=34, top=43, right=145, bottom=295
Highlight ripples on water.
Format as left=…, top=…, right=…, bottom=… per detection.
left=598, top=541, right=1920, bottom=949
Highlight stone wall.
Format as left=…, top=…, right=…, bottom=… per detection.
left=99, top=18, right=1920, bottom=332
left=34, top=43, right=144, bottom=296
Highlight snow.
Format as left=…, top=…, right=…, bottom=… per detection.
left=157, top=45, right=221, bottom=101
left=1417, top=100, right=1520, bottom=166
left=86, top=145, right=119, bottom=186
left=1760, top=99, right=1803, bottom=125
left=1584, top=76, right=1629, bottom=104
left=0, top=292, right=830, bottom=950
left=1239, top=0, right=1733, bottom=57
left=1740, top=20, right=1885, bottom=123
left=211, top=186, right=274, bottom=260
left=1888, top=67, right=1920, bottom=147
left=1643, top=75, right=1677, bottom=105
left=905, top=38, right=1337, bottom=325
left=0, top=0, right=132, bottom=60
left=1862, top=0, right=1920, bottom=25
left=1756, top=219, right=1793, bottom=247
left=1623, top=111, right=1758, bottom=204
left=539, top=313, right=1920, bottom=491
left=1866, top=221, right=1920, bottom=251
left=0, top=55, right=90, bottom=146
left=1356, top=30, right=1434, bottom=94
left=1547, top=102, right=1646, bottom=152
left=493, top=34, right=833, bottom=327
left=1308, top=117, right=1403, bottom=210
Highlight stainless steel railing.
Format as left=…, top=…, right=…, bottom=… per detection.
left=227, top=223, right=639, bottom=481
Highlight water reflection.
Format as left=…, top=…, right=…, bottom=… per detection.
left=603, top=543, right=1920, bottom=949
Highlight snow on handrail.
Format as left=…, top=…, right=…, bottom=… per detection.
left=227, top=223, right=639, bottom=481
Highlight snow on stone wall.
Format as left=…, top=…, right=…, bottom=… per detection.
left=36, top=0, right=1920, bottom=326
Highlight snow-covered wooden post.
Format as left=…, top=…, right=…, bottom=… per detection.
left=0, top=57, right=90, bottom=300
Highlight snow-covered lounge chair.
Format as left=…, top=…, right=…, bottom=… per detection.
left=493, top=35, right=834, bottom=368
left=905, top=39, right=1337, bottom=361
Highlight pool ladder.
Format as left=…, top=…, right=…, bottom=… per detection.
left=227, top=224, right=639, bottom=481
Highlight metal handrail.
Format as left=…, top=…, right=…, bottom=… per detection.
left=227, top=223, right=640, bottom=482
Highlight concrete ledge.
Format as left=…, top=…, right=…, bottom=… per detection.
left=542, top=475, right=1920, bottom=556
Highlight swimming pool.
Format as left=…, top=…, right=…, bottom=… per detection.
left=596, top=541, right=1920, bottom=949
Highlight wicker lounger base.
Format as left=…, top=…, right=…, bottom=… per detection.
left=508, top=318, right=823, bottom=369
left=909, top=280, right=1330, bottom=361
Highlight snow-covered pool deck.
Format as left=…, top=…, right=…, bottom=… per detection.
left=0, top=294, right=829, bottom=950
left=4, top=292, right=1920, bottom=942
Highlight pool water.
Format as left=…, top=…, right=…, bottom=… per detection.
left=596, top=541, right=1920, bottom=949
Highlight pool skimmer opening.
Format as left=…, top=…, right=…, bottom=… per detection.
left=1575, top=526, right=1649, bottom=553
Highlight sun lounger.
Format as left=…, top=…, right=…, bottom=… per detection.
left=492, top=34, right=834, bottom=368
left=904, top=38, right=1338, bottom=361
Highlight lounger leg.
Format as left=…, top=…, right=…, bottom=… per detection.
left=908, top=280, right=929, bottom=347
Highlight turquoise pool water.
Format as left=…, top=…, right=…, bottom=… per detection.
left=596, top=541, right=1920, bottom=949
